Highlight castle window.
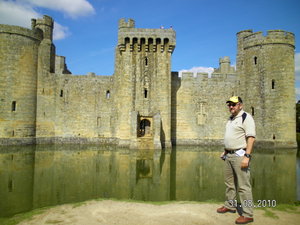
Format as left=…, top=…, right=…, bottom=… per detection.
left=125, top=37, right=130, bottom=45
left=251, top=107, right=255, bottom=116
left=145, top=57, right=148, bottom=66
left=272, top=80, right=275, bottom=89
left=106, top=90, right=110, bottom=99
left=273, top=134, right=276, bottom=140
left=97, top=117, right=101, bottom=127
left=12, top=101, right=16, bottom=111
left=60, top=90, right=63, bottom=97
left=254, top=56, right=257, bottom=65
left=133, top=37, right=138, bottom=44
left=144, top=89, right=148, bottom=98
left=156, top=38, right=161, bottom=45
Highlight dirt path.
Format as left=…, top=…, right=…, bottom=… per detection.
left=17, top=200, right=300, bottom=225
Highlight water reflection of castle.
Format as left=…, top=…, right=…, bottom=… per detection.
left=0, top=145, right=297, bottom=217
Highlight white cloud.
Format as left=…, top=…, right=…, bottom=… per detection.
left=0, top=0, right=94, bottom=40
left=22, top=0, right=95, bottom=18
left=0, top=0, right=38, bottom=28
left=179, top=66, right=214, bottom=77
left=53, top=22, right=70, bottom=40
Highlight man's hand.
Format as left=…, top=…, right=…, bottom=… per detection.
left=220, top=151, right=226, bottom=160
left=241, top=156, right=250, bottom=168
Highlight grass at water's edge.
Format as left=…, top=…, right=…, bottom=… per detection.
left=0, top=208, right=47, bottom=225
left=1, top=199, right=299, bottom=225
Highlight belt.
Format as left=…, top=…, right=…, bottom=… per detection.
left=225, top=148, right=246, bottom=154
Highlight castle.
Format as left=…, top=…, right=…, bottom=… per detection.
left=0, top=15, right=296, bottom=149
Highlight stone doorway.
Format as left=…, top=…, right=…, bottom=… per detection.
left=138, top=117, right=152, bottom=137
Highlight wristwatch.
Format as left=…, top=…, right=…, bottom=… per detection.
left=244, top=154, right=251, bottom=158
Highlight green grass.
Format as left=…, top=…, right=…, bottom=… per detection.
left=72, top=201, right=88, bottom=208
left=0, top=208, right=47, bottom=225
left=273, top=203, right=300, bottom=213
left=257, top=202, right=300, bottom=219
left=261, top=208, right=280, bottom=219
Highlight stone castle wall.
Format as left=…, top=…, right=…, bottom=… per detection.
left=172, top=71, right=237, bottom=145
left=54, top=74, right=114, bottom=138
left=0, top=16, right=297, bottom=148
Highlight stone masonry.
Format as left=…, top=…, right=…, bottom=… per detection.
left=0, top=15, right=296, bottom=148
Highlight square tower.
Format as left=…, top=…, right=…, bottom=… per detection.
left=113, top=19, right=176, bottom=149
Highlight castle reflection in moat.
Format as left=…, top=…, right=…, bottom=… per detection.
left=0, top=145, right=297, bottom=217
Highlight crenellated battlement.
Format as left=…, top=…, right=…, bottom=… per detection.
left=119, top=18, right=135, bottom=29
left=35, top=15, right=53, bottom=28
left=180, top=72, right=236, bottom=83
left=242, top=29, right=295, bottom=49
left=117, top=18, right=176, bottom=53
left=33, top=15, right=54, bottom=40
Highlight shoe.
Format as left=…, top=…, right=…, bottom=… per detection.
left=217, top=206, right=236, bottom=213
left=235, top=216, right=254, bottom=224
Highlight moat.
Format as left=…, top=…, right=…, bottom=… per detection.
left=0, top=145, right=299, bottom=217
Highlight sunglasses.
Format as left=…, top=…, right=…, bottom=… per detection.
left=227, top=103, right=239, bottom=107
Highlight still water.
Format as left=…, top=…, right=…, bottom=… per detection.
left=0, top=144, right=298, bottom=217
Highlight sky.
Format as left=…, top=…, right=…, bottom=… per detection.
left=1, top=0, right=300, bottom=100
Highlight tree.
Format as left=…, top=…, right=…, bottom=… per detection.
left=296, top=101, right=300, bottom=132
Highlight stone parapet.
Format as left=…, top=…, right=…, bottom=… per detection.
left=243, top=30, right=295, bottom=49
left=0, top=24, right=43, bottom=41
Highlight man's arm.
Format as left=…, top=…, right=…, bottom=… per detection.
left=241, top=136, right=255, bottom=168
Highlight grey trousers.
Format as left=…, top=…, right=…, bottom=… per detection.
left=223, top=153, right=253, bottom=218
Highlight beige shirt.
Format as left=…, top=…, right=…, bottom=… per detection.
left=224, top=110, right=256, bottom=150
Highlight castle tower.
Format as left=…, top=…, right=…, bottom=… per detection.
left=113, top=19, right=176, bottom=148
left=0, top=15, right=55, bottom=144
left=33, top=16, right=57, bottom=138
left=34, top=15, right=55, bottom=73
left=0, top=19, right=44, bottom=143
left=236, top=30, right=296, bottom=147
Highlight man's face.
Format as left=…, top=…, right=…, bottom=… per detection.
left=227, top=102, right=242, bottom=116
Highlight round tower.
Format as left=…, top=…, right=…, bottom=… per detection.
left=237, top=30, right=296, bottom=147
left=0, top=24, right=43, bottom=142
left=236, top=30, right=253, bottom=97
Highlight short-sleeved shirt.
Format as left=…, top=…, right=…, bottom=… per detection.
left=224, top=110, right=256, bottom=150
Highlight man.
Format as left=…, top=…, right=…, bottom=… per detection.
left=217, top=96, right=256, bottom=224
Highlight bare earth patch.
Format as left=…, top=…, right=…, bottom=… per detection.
left=17, top=200, right=300, bottom=225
